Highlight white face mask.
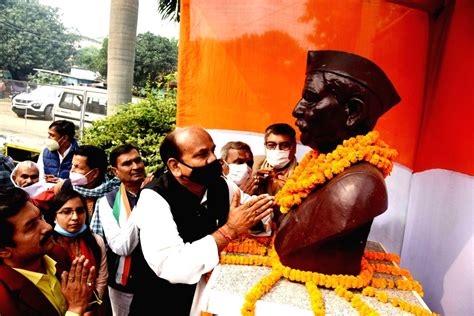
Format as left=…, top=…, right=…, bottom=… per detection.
left=45, top=138, right=60, bottom=151
left=228, top=163, right=251, bottom=186
left=266, top=149, right=291, bottom=169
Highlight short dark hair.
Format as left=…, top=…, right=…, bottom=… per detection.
left=110, top=144, right=140, bottom=168
left=220, top=141, right=253, bottom=162
left=160, top=130, right=182, bottom=170
left=73, top=145, right=108, bottom=182
left=49, top=120, right=75, bottom=140
left=264, top=123, right=296, bottom=143
left=0, top=187, right=29, bottom=248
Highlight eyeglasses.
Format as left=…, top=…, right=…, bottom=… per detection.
left=56, top=207, right=87, bottom=217
left=265, top=142, right=292, bottom=151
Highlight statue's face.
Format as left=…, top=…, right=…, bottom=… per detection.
left=292, top=72, right=369, bottom=152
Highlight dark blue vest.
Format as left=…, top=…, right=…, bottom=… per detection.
left=43, top=139, right=79, bottom=179
left=130, top=172, right=230, bottom=315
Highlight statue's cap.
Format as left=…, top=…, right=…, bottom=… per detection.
left=306, top=50, right=401, bottom=115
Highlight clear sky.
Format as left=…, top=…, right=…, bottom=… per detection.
left=39, top=0, right=180, bottom=43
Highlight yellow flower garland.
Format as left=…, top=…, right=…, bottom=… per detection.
left=306, top=281, right=325, bottom=315
left=362, top=287, right=439, bottom=316
left=335, top=286, right=378, bottom=315
left=275, top=131, right=398, bottom=213
left=214, top=133, right=439, bottom=315
left=219, top=237, right=437, bottom=315
left=241, top=270, right=282, bottom=316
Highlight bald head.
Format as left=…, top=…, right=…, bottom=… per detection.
left=12, top=161, right=40, bottom=187
left=160, top=126, right=215, bottom=169
left=174, top=126, right=212, bottom=146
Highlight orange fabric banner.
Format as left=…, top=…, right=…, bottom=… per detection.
left=178, top=0, right=473, bottom=175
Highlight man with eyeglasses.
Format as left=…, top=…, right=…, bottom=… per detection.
left=0, top=187, right=96, bottom=316
left=245, top=123, right=298, bottom=197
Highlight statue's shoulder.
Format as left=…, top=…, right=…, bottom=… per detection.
left=306, top=161, right=387, bottom=208
left=276, top=162, right=389, bottom=258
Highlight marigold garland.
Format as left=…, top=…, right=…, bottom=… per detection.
left=335, top=286, right=378, bottom=315
left=372, top=262, right=413, bottom=279
left=219, top=254, right=271, bottom=267
left=271, top=248, right=374, bottom=289
left=223, top=238, right=270, bottom=256
left=362, top=287, right=438, bottom=316
left=218, top=237, right=436, bottom=315
left=241, top=270, right=282, bottom=316
left=306, top=281, right=325, bottom=315
left=364, top=251, right=401, bottom=264
left=275, top=131, right=398, bottom=213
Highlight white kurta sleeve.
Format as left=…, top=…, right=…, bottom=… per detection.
left=37, top=149, right=45, bottom=180
left=98, top=196, right=139, bottom=256
left=134, top=188, right=219, bottom=285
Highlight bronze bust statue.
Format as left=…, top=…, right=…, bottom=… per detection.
left=274, top=50, right=400, bottom=275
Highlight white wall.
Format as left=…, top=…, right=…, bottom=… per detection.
left=401, top=169, right=473, bottom=315
left=369, top=163, right=412, bottom=255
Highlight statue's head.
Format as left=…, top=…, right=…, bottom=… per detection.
left=293, top=50, right=400, bottom=152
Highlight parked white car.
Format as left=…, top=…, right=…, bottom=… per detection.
left=11, top=86, right=63, bottom=120
left=52, top=86, right=108, bottom=129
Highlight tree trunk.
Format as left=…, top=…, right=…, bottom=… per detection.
left=107, top=0, right=139, bottom=114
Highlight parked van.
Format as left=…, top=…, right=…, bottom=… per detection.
left=52, top=86, right=108, bottom=129
left=11, top=85, right=63, bottom=120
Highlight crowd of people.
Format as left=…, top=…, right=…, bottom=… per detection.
left=0, top=49, right=399, bottom=315
left=0, top=119, right=297, bottom=315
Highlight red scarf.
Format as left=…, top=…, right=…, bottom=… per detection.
left=56, top=235, right=97, bottom=270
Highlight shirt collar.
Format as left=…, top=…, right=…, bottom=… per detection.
left=59, top=143, right=73, bottom=160
left=12, top=255, right=58, bottom=285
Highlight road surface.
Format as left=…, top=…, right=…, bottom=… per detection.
left=0, top=98, right=51, bottom=151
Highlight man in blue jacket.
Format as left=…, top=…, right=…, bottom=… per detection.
left=37, top=120, right=79, bottom=183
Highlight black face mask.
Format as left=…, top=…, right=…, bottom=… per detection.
left=179, top=159, right=223, bottom=186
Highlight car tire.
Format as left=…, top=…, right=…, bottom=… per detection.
left=44, top=105, right=53, bottom=120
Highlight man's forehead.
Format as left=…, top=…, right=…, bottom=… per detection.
left=176, top=127, right=215, bottom=152
left=48, top=127, right=59, bottom=136
left=118, top=150, right=141, bottom=162
left=228, top=148, right=251, bottom=159
left=18, top=166, right=39, bottom=175
left=182, top=141, right=215, bottom=156
left=8, top=202, right=40, bottom=227
left=266, top=133, right=291, bottom=142
left=72, top=155, right=89, bottom=167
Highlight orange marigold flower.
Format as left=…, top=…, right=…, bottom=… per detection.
left=275, top=131, right=396, bottom=212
